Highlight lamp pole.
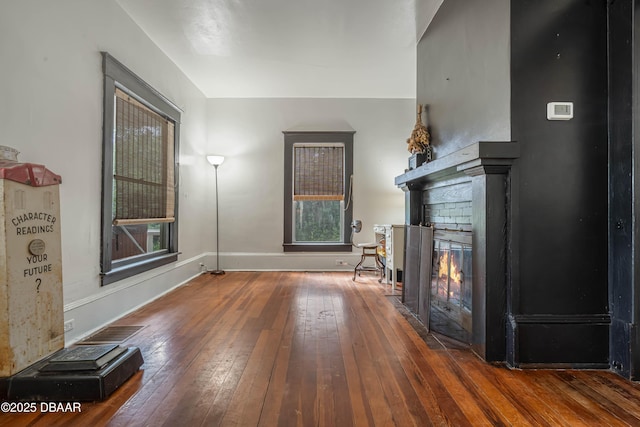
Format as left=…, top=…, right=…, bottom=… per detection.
left=207, top=155, right=225, bottom=275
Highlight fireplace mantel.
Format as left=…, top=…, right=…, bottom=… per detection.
left=395, top=141, right=519, bottom=362
left=395, top=141, right=520, bottom=190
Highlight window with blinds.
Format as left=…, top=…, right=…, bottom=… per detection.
left=101, top=52, right=180, bottom=285
left=283, top=132, right=353, bottom=251
left=293, top=144, right=344, bottom=201
left=292, top=144, right=345, bottom=243
left=113, top=88, right=175, bottom=226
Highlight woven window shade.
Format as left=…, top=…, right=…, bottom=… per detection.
left=113, top=88, right=175, bottom=226
left=294, top=145, right=344, bottom=201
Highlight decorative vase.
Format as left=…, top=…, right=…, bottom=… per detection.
left=408, top=152, right=427, bottom=169
left=406, top=104, right=432, bottom=168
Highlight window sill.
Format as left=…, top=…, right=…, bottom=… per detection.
left=283, top=243, right=352, bottom=253
left=101, top=252, right=178, bottom=286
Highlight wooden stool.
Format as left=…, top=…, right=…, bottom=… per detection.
left=353, top=242, right=384, bottom=281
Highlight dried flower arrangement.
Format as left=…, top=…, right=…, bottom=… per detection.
left=406, top=104, right=430, bottom=154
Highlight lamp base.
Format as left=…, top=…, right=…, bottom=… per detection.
left=209, top=269, right=225, bottom=275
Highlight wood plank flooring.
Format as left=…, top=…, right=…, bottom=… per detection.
left=3, top=271, right=640, bottom=426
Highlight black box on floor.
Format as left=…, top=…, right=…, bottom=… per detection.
left=0, top=346, right=143, bottom=401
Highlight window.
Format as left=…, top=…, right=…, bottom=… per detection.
left=101, top=52, right=180, bottom=285
left=283, top=131, right=354, bottom=252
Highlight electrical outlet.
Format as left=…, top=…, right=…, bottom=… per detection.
left=64, top=319, right=74, bottom=333
left=336, top=260, right=347, bottom=266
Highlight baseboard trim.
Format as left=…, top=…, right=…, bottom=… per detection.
left=517, top=362, right=610, bottom=370
left=202, top=251, right=361, bottom=272
left=512, top=313, right=611, bottom=324
left=63, top=254, right=205, bottom=345
left=64, top=253, right=204, bottom=312
left=509, top=317, right=610, bottom=367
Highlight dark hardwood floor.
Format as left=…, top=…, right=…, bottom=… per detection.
left=3, top=271, right=640, bottom=426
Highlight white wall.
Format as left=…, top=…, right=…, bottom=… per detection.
left=416, top=0, right=444, bottom=42
left=205, top=98, right=413, bottom=270
left=0, top=0, right=210, bottom=343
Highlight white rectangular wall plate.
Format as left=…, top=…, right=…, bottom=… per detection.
left=547, top=102, right=574, bottom=120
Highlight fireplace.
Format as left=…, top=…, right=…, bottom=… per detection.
left=430, top=229, right=472, bottom=343
left=396, top=141, right=519, bottom=362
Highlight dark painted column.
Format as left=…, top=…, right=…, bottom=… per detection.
left=609, top=0, right=640, bottom=380
left=511, top=0, right=609, bottom=368
left=400, top=184, right=423, bottom=226
left=463, top=165, right=508, bottom=362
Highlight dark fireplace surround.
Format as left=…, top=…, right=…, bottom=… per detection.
left=395, top=141, right=519, bottom=362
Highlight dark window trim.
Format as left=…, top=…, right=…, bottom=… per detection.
left=282, top=131, right=354, bottom=253
left=102, top=52, right=182, bottom=122
left=100, top=52, right=181, bottom=285
left=101, top=253, right=179, bottom=286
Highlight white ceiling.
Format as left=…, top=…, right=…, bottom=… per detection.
left=116, top=0, right=429, bottom=98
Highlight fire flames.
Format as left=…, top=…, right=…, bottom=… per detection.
left=438, top=251, right=462, bottom=283
left=437, top=250, right=462, bottom=300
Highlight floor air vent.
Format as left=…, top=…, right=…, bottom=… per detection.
left=79, top=325, right=144, bottom=344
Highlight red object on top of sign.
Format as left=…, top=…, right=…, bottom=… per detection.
left=0, top=160, right=62, bottom=187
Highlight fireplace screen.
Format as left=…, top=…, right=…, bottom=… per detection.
left=430, top=238, right=472, bottom=342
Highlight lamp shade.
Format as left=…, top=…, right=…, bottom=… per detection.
left=206, top=155, right=225, bottom=166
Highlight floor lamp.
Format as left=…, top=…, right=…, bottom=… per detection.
left=206, top=155, right=225, bottom=275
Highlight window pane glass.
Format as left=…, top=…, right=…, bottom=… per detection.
left=111, top=223, right=168, bottom=262
left=293, top=200, right=343, bottom=242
